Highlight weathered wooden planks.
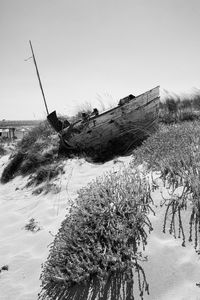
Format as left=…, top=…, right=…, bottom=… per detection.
left=61, top=86, right=160, bottom=157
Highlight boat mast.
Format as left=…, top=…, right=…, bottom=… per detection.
left=29, top=40, right=49, bottom=115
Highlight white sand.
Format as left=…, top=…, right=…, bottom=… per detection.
left=0, top=155, right=200, bottom=300
left=142, top=188, right=200, bottom=300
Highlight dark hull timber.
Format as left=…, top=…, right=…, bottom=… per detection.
left=48, top=86, right=160, bottom=160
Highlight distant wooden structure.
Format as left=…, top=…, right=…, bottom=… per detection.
left=0, top=120, right=41, bottom=140
left=0, top=128, right=15, bottom=140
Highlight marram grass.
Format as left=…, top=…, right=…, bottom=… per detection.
left=0, top=121, right=61, bottom=187
left=132, top=120, right=200, bottom=255
left=159, top=93, right=200, bottom=123
left=39, top=167, right=153, bottom=300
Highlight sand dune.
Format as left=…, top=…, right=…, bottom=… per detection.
left=0, top=155, right=200, bottom=300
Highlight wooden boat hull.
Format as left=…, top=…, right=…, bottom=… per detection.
left=60, top=86, right=160, bottom=158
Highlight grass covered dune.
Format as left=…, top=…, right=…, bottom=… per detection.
left=0, top=122, right=64, bottom=194
left=132, top=121, right=200, bottom=253
left=38, top=119, right=200, bottom=299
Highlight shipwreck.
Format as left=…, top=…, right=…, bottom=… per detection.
left=47, top=86, right=160, bottom=160
left=29, top=41, right=160, bottom=160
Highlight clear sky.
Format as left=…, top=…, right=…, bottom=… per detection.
left=1, top=0, right=200, bottom=120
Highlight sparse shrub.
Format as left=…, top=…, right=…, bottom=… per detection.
left=0, top=144, right=6, bottom=156
left=39, top=167, right=153, bottom=300
left=27, top=164, right=63, bottom=187
left=32, top=182, right=61, bottom=195
left=0, top=265, right=9, bottom=272
left=24, top=218, right=41, bottom=233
